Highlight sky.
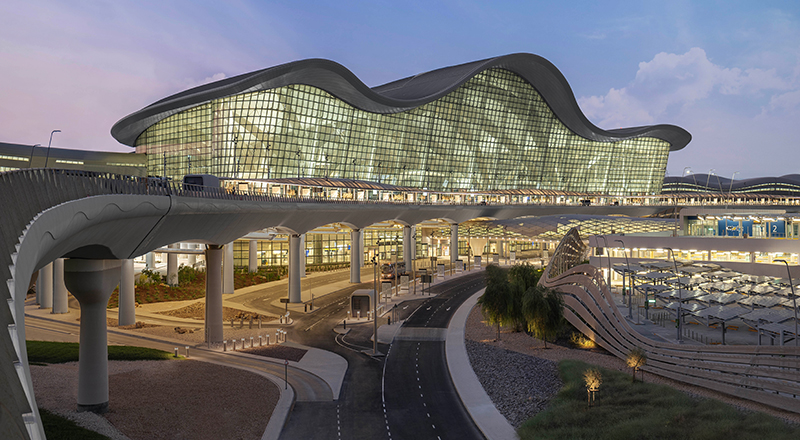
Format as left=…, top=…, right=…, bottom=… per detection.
left=1, top=0, right=799, bottom=179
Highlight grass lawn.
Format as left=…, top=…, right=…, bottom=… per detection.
left=26, top=341, right=175, bottom=364
left=518, top=359, right=800, bottom=440
left=38, top=407, right=110, bottom=440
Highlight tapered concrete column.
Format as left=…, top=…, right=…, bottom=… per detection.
left=167, top=244, right=178, bottom=286
left=350, top=229, right=362, bottom=283
left=300, top=234, right=307, bottom=278
left=223, top=241, right=234, bottom=294
left=249, top=239, right=258, bottom=273
left=205, top=245, right=224, bottom=343
left=145, top=252, right=155, bottom=269
left=39, top=262, right=53, bottom=309
left=288, top=234, right=302, bottom=303
left=118, top=259, right=135, bottom=326
left=52, top=258, right=68, bottom=314
left=403, top=225, right=413, bottom=268
left=63, top=259, right=121, bottom=413
left=450, top=223, right=459, bottom=263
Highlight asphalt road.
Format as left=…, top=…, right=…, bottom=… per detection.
left=383, top=272, right=486, bottom=440
left=280, top=270, right=486, bottom=440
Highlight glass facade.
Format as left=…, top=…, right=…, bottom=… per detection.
left=136, top=69, right=670, bottom=195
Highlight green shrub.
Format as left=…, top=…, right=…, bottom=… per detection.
left=26, top=341, right=174, bottom=364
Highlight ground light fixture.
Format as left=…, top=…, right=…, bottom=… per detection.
left=774, top=259, right=798, bottom=346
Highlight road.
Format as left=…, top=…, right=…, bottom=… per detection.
left=280, top=270, right=486, bottom=440
left=383, top=272, right=486, bottom=440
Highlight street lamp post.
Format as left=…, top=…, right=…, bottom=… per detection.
left=665, top=247, right=683, bottom=343
left=775, top=260, right=798, bottom=346
left=726, top=171, right=740, bottom=210
left=372, top=254, right=379, bottom=355
left=598, top=235, right=611, bottom=291
left=28, top=144, right=42, bottom=166
left=614, top=239, right=633, bottom=319
left=43, top=130, right=61, bottom=168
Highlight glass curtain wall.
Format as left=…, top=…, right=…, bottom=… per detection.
left=136, top=69, right=670, bottom=195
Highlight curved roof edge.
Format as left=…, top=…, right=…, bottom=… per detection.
left=111, top=53, right=691, bottom=151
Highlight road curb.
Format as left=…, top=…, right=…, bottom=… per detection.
left=445, top=288, right=518, bottom=440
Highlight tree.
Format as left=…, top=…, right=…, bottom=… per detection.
left=507, top=265, right=543, bottom=331
left=477, top=265, right=511, bottom=341
left=626, top=347, right=648, bottom=382
left=522, top=285, right=564, bottom=348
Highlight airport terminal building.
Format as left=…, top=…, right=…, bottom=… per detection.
left=111, top=53, right=690, bottom=195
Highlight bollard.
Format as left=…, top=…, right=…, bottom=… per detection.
left=259, top=335, right=263, bottom=347
left=232, top=340, right=236, bottom=351
left=344, top=319, right=346, bottom=330
left=267, top=335, right=270, bottom=345
left=185, top=346, right=190, bottom=358
left=224, top=340, right=227, bottom=352
left=305, top=303, right=308, bottom=312
left=250, top=336, right=254, bottom=348
left=241, top=338, right=245, bottom=349
left=174, top=348, right=179, bottom=358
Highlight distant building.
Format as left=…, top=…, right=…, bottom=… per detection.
left=0, top=142, right=146, bottom=176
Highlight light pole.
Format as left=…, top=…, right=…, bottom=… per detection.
left=598, top=235, right=611, bottom=290
left=726, top=171, right=739, bottom=210
left=371, top=254, right=379, bottom=355
left=43, top=130, right=61, bottom=168
left=614, top=239, right=633, bottom=319
left=28, top=143, right=42, bottom=166
left=665, top=247, right=683, bottom=343
left=775, top=260, right=798, bottom=346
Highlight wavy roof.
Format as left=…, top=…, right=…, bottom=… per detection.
left=111, top=53, right=691, bottom=150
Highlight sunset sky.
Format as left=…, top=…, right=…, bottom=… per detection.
left=2, top=0, right=799, bottom=179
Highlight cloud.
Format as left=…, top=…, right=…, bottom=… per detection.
left=578, top=47, right=792, bottom=128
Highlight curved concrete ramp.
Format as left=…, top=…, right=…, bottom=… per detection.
left=541, top=228, right=800, bottom=415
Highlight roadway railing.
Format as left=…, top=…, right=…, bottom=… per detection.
left=541, top=227, right=800, bottom=414
left=3, top=168, right=800, bottom=208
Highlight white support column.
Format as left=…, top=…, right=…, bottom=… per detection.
left=289, top=234, right=302, bottom=303
left=249, top=239, right=258, bottom=273
left=410, top=226, right=416, bottom=265
left=300, top=233, right=307, bottom=278
left=145, top=252, right=155, bottom=269
left=52, top=258, right=68, bottom=314
left=223, top=241, right=234, bottom=294
left=167, top=244, right=178, bottom=286
left=187, top=243, right=197, bottom=266
left=450, top=223, right=459, bottom=264
left=39, top=262, right=53, bottom=309
left=63, top=259, right=121, bottom=413
left=118, top=259, right=135, bottom=326
left=350, top=229, right=362, bottom=283
left=403, top=225, right=412, bottom=269
left=205, top=245, right=224, bottom=343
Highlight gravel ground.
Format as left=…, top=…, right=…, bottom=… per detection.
left=465, top=340, right=561, bottom=427
left=464, top=305, right=800, bottom=426
left=31, top=359, right=280, bottom=440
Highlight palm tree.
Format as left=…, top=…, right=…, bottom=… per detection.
left=522, top=285, right=564, bottom=348
left=477, top=265, right=511, bottom=341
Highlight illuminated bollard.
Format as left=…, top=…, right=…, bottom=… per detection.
left=250, top=336, right=254, bottom=348
left=259, top=335, right=263, bottom=346
left=185, top=346, right=190, bottom=358
left=174, top=348, right=179, bottom=358
left=223, top=340, right=227, bottom=352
